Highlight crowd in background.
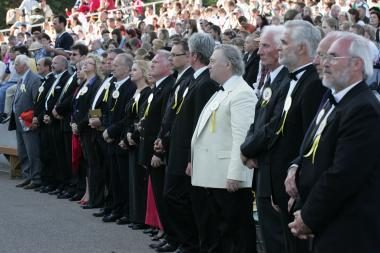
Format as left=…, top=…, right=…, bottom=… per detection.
left=1, top=0, right=380, bottom=253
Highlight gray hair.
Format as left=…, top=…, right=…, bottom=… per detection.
left=285, top=20, right=321, bottom=58
left=15, top=55, right=30, bottom=69
left=261, top=25, right=285, bottom=48
left=345, top=34, right=374, bottom=79
left=117, top=53, right=134, bottom=70
left=214, top=44, right=245, bottom=76
left=188, top=33, right=215, bottom=65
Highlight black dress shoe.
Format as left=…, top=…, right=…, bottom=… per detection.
left=116, top=216, right=130, bottom=225
left=127, top=223, right=135, bottom=228
left=143, top=228, right=154, bottom=234
left=149, top=229, right=159, bottom=237
left=149, top=240, right=167, bottom=249
left=40, top=185, right=55, bottom=193
left=132, top=224, right=148, bottom=230
left=156, top=243, right=178, bottom=252
left=58, top=192, right=74, bottom=199
left=16, top=180, right=31, bottom=188
left=102, top=213, right=122, bottom=223
left=48, top=189, right=62, bottom=195
left=92, top=209, right=105, bottom=217
left=81, top=204, right=98, bottom=209
left=24, top=183, right=41, bottom=190
left=152, top=232, right=165, bottom=241
left=69, top=193, right=82, bottom=201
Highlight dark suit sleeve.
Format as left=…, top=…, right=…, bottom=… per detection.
left=240, top=87, right=286, bottom=158
left=301, top=105, right=380, bottom=233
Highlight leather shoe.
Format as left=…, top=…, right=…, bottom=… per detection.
left=116, top=216, right=130, bottom=225
left=16, top=180, right=31, bottom=188
left=49, top=189, right=62, bottom=195
left=143, top=228, right=154, bottom=234
left=149, top=240, right=167, bottom=249
left=156, top=243, right=178, bottom=252
left=93, top=209, right=105, bottom=217
left=69, top=193, right=82, bottom=201
left=24, top=183, right=41, bottom=190
left=132, top=224, right=148, bottom=230
left=81, top=204, right=98, bottom=209
left=58, top=192, right=74, bottom=199
left=40, top=185, right=55, bottom=193
left=102, top=213, right=121, bottom=223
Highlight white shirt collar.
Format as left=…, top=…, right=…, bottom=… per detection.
left=155, top=75, right=169, bottom=88
left=268, top=65, right=285, bottom=83
left=292, top=62, right=313, bottom=80
left=193, top=66, right=208, bottom=79
left=332, top=80, right=361, bottom=103
left=114, top=76, right=130, bottom=89
left=55, top=70, right=66, bottom=79
left=176, top=66, right=192, bottom=82
left=22, top=69, right=31, bottom=81
left=222, top=75, right=242, bottom=91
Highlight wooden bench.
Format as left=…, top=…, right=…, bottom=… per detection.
left=0, top=146, right=21, bottom=179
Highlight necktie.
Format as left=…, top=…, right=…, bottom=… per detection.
left=258, top=66, right=269, bottom=90
left=217, top=85, right=224, bottom=91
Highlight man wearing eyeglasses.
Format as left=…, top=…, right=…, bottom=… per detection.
left=288, top=33, right=380, bottom=253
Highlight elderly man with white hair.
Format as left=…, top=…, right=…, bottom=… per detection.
left=9, top=54, right=42, bottom=189
left=289, top=33, right=380, bottom=253
left=191, top=44, right=257, bottom=253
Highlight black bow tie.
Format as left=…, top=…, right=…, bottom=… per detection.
left=217, top=85, right=224, bottom=91
left=288, top=65, right=311, bottom=81
left=41, top=77, right=46, bottom=82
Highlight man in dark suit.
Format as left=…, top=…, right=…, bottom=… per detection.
left=249, top=20, right=325, bottom=253
left=42, top=55, right=71, bottom=193
left=10, top=55, right=42, bottom=189
left=101, top=53, right=136, bottom=221
left=138, top=50, right=177, bottom=252
left=52, top=43, right=88, bottom=198
left=89, top=49, right=124, bottom=217
left=160, top=34, right=218, bottom=253
left=32, top=57, right=56, bottom=191
left=288, top=33, right=380, bottom=253
left=240, top=25, right=290, bottom=253
left=45, top=15, right=74, bottom=58
left=243, top=33, right=260, bottom=87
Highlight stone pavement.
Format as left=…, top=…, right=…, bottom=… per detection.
left=0, top=170, right=154, bottom=253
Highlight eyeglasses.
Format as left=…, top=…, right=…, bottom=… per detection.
left=170, top=53, right=186, bottom=57
left=319, top=53, right=356, bottom=64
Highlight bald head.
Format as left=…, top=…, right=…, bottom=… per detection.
left=313, top=31, right=347, bottom=78
left=52, top=55, right=69, bottom=74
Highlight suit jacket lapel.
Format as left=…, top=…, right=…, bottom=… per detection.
left=290, top=65, right=315, bottom=97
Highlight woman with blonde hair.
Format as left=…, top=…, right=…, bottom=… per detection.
left=119, top=60, right=151, bottom=229
left=72, top=54, right=104, bottom=209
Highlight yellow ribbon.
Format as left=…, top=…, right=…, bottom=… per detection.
left=111, top=98, right=118, bottom=111
left=37, top=91, right=42, bottom=102
left=276, top=111, right=289, bottom=136
left=210, top=110, right=216, bottom=133
left=261, top=100, right=269, bottom=107
left=304, top=134, right=321, bottom=164
left=132, top=100, right=138, bottom=113
left=172, top=92, right=178, bottom=110
left=144, top=102, right=151, bottom=117
left=102, top=88, right=109, bottom=102
left=175, top=97, right=185, bottom=114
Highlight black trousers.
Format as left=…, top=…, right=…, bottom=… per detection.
left=256, top=196, right=286, bottom=253
left=128, top=148, right=147, bottom=224
left=164, top=173, right=199, bottom=253
left=80, top=130, right=105, bottom=207
left=62, top=131, right=73, bottom=187
left=39, top=125, right=55, bottom=186
left=109, top=144, right=130, bottom=217
left=149, top=165, right=178, bottom=247
left=50, top=121, right=66, bottom=188
left=191, top=187, right=257, bottom=253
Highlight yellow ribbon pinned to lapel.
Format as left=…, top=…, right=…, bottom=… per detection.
left=275, top=110, right=288, bottom=136
left=102, top=87, right=109, bottom=102
left=143, top=103, right=151, bottom=117
left=132, top=100, right=138, bottom=113
left=110, top=98, right=118, bottom=111
left=304, top=134, right=321, bottom=164
left=210, top=110, right=216, bottom=133
left=175, top=97, right=185, bottom=114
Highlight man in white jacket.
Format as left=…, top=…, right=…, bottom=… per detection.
left=190, top=44, right=258, bottom=253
